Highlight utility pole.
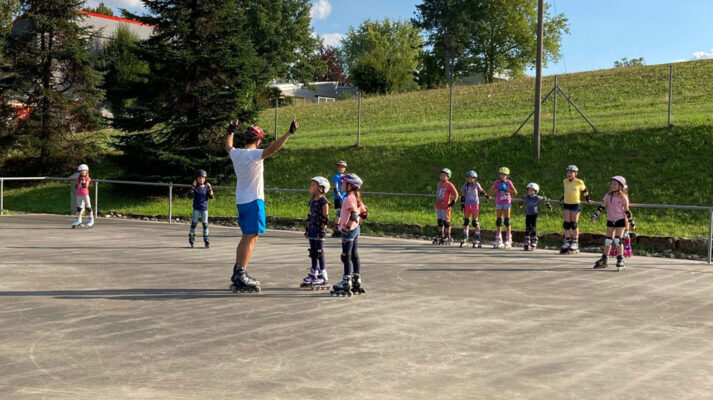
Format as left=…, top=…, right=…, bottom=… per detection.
left=533, top=0, right=544, bottom=161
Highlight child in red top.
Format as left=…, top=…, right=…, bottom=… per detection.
left=72, top=164, right=94, bottom=228
left=433, top=168, right=459, bottom=245
left=590, top=176, right=636, bottom=271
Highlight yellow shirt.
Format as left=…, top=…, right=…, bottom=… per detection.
left=563, top=178, right=586, bottom=204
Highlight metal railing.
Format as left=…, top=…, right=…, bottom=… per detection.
left=2, top=176, right=712, bottom=263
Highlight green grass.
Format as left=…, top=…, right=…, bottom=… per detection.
left=3, top=60, right=713, bottom=238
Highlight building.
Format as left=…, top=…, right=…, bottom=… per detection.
left=272, top=81, right=359, bottom=103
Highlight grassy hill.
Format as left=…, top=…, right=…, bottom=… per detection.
left=4, top=60, right=713, bottom=238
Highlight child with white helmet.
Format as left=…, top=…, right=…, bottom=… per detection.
left=189, top=169, right=214, bottom=248
left=72, top=164, right=94, bottom=228
left=589, top=176, right=636, bottom=271
left=459, top=170, right=489, bottom=248
left=519, top=182, right=552, bottom=251
left=560, top=165, right=593, bottom=254
left=301, top=176, right=331, bottom=289
left=487, top=167, right=518, bottom=248
left=433, top=168, right=459, bottom=245
left=331, top=173, right=368, bottom=297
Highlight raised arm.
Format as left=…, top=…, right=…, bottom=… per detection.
left=262, top=118, right=299, bottom=160
left=225, top=120, right=238, bottom=154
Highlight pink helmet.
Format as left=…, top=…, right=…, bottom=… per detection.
left=340, top=173, right=363, bottom=190
left=611, top=175, right=627, bottom=189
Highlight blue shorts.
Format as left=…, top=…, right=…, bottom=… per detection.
left=495, top=203, right=512, bottom=210
left=237, top=199, right=266, bottom=235
left=563, top=203, right=581, bottom=212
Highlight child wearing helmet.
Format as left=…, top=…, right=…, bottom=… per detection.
left=301, top=176, right=331, bottom=289
left=331, top=161, right=348, bottom=238
left=331, top=173, right=368, bottom=296
left=519, top=182, right=552, bottom=251
left=590, top=176, right=636, bottom=271
left=433, top=168, right=459, bottom=245
left=560, top=165, right=593, bottom=254
left=189, top=169, right=214, bottom=248
left=459, top=170, right=489, bottom=248
left=72, top=164, right=94, bottom=228
left=487, top=167, right=518, bottom=248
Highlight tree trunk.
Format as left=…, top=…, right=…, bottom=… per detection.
left=40, top=30, right=53, bottom=161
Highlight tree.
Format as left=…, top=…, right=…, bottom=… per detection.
left=114, top=0, right=261, bottom=180
left=313, top=44, right=349, bottom=84
left=614, top=57, right=644, bottom=68
left=413, top=0, right=471, bottom=89
left=0, top=0, right=19, bottom=37
left=100, top=25, right=147, bottom=117
left=468, top=0, right=569, bottom=82
left=241, top=0, right=324, bottom=86
left=415, top=0, right=568, bottom=83
left=340, top=18, right=422, bottom=94
left=1, top=0, right=103, bottom=171
left=83, top=2, right=114, bottom=16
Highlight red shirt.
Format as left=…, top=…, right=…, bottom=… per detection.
left=435, top=181, right=458, bottom=210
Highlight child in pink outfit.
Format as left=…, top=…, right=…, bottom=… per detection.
left=590, top=176, right=636, bottom=271
left=73, top=164, right=94, bottom=228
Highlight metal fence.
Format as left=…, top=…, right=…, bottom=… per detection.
left=1, top=176, right=712, bottom=264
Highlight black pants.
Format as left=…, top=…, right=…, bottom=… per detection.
left=341, top=236, right=360, bottom=276
left=525, top=214, right=538, bottom=236
left=309, top=239, right=325, bottom=271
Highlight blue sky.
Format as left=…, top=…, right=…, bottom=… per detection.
left=92, top=0, right=713, bottom=76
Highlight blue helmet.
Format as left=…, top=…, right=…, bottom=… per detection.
left=466, top=170, right=477, bottom=178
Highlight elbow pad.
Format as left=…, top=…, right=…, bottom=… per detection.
left=349, top=211, right=359, bottom=221
left=360, top=211, right=369, bottom=220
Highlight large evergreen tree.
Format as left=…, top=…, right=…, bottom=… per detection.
left=100, top=25, right=147, bottom=117
left=116, top=0, right=323, bottom=180
left=1, top=0, right=103, bottom=172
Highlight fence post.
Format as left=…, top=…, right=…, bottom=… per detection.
left=552, top=76, right=558, bottom=135
left=357, top=91, right=361, bottom=147
left=169, top=182, right=173, bottom=224
left=708, top=208, right=712, bottom=264
left=94, top=180, right=98, bottom=217
left=1, top=178, right=3, bottom=216
left=668, top=64, right=673, bottom=129
left=274, top=98, right=279, bottom=140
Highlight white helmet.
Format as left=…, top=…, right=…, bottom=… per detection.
left=526, top=182, right=540, bottom=193
left=566, top=165, right=578, bottom=172
left=78, top=164, right=89, bottom=172
left=311, top=176, right=330, bottom=194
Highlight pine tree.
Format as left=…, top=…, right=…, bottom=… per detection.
left=1, top=0, right=103, bottom=172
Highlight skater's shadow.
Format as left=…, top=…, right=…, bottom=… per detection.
left=6, top=246, right=190, bottom=250
left=406, top=267, right=603, bottom=273
left=0, top=287, right=335, bottom=301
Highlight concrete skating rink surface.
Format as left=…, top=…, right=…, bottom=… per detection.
left=1, top=214, right=713, bottom=400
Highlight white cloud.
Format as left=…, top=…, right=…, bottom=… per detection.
left=310, top=0, right=332, bottom=20
left=692, top=48, right=713, bottom=60
left=321, top=33, right=344, bottom=48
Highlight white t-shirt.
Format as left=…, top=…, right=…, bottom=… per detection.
left=230, top=148, right=264, bottom=205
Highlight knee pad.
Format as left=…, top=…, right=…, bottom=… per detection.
left=190, top=222, right=198, bottom=229
left=86, top=207, right=92, bottom=213
left=614, top=237, right=621, bottom=246
left=563, top=221, right=570, bottom=230
left=316, top=248, right=323, bottom=257
left=496, top=217, right=503, bottom=227
left=76, top=207, right=83, bottom=212
left=443, top=221, right=451, bottom=228
left=504, top=218, right=510, bottom=227
left=473, top=220, right=479, bottom=227
left=570, top=222, right=578, bottom=230
left=308, top=248, right=318, bottom=259
left=340, top=252, right=349, bottom=263
left=605, top=238, right=612, bottom=246
left=202, top=222, right=208, bottom=230
left=437, top=219, right=444, bottom=227
left=463, top=218, right=470, bottom=227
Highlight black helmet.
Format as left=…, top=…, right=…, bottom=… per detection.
left=196, top=169, right=207, bottom=178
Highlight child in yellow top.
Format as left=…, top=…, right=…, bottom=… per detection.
left=560, top=165, right=592, bottom=253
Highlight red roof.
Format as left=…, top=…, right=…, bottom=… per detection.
left=76, top=10, right=155, bottom=28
